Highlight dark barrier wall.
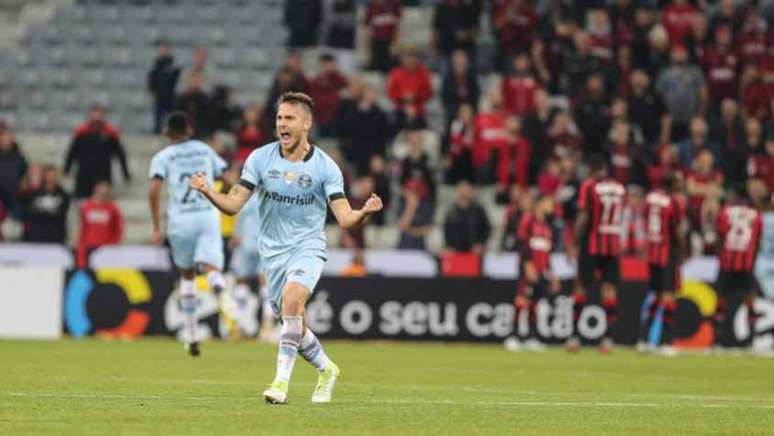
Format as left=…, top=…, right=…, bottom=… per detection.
left=61, top=270, right=774, bottom=347
left=308, top=277, right=648, bottom=344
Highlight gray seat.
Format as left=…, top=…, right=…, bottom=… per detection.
left=17, top=68, right=42, bottom=88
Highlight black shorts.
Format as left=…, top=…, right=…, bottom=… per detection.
left=715, top=270, right=758, bottom=296
left=578, top=251, right=619, bottom=288
left=649, top=261, right=680, bottom=293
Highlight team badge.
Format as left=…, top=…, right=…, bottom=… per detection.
left=267, top=169, right=281, bottom=179
left=283, top=171, right=297, bottom=185
left=297, top=173, right=312, bottom=189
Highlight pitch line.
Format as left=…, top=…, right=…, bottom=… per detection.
left=7, top=392, right=774, bottom=410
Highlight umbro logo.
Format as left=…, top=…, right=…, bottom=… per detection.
left=267, top=169, right=281, bottom=180
left=289, top=269, right=306, bottom=277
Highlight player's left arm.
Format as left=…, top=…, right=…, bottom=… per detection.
left=330, top=194, right=384, bottom=230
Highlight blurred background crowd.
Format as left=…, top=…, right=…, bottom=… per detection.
left=0, top=0, right=772, bottom=271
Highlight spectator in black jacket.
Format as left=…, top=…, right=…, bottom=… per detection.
left=433, top=0, right=481, bottom=66
left=18, top=165, right=70, bottom=243
left=368, top=155, right=391, bottom=226
left=0, top=124, right=27, bottom=216
left=443, top=180, right=491, bottom=254
left=64, top=104, right=131, bottom=199
left=325, top=0, right=357, bottom=73
left=339, top=84, right=390, bottom=175
left=284, top=0, right=322, bottom=48
left=441, top=50, right=479, bottom=128
left=175, top=72, right=213, bottom=139
left=147, top=41, right=180, bottom=133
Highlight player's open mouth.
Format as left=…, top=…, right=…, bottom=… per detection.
left=279, top=132, right=291, bottom=141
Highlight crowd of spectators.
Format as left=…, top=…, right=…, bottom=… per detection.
left=1, top=0, right=773, bottom=267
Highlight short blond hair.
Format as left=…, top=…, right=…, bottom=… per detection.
left=276, top=91, right=314, bottom=116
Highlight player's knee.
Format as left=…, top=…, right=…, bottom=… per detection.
left=282, top=282, right=309, bottom=315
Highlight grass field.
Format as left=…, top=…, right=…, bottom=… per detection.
left=2, top=339, right=774, bottom=435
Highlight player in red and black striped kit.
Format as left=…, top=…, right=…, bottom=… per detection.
left=568, top=157, right=626, bottom=353
left=713, top=186, right=763, bottom=349
left=637, top=173, right=687, bottom=353
left=504, top=195, right=560, bottom=352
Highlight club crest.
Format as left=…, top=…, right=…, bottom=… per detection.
left=297, top=173, right=313, bottom=189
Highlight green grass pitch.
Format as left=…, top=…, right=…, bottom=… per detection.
left=2, top=339, right=773, bottom=435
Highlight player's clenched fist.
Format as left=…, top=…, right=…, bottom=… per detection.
left=363, top=193, right=383, bottom=214
left=190, top=172, right=210, bottom=194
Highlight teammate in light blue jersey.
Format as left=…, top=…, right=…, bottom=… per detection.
left=229, top=196, right=275, bottom=340
left=191, top=92, right=383, bottom=404
left=149, top=112, right=228, bottom=358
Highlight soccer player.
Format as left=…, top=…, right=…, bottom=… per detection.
left=637, top=173, right=687, bottom=354
left=713, top=185, right=762, bottom=350
left=568, top=156, right=626, bottom=353
left=504, top=195, right=560, bottom=352
left=190, top=92, right=383, bottom=404
left=229, top=196, right=275, bottom=341
left=148, top=112, right=229, bottom=357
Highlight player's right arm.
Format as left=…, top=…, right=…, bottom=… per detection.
left=191, top=173, right=252, bottom=216
left=149, top=177, right=163, bottom=244
left=148, top=153, right=166, bottom=245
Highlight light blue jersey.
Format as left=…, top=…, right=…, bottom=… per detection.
left=240, top=142, right=344, bottom=267
left=149, top=139, right=227, bottom=269
left=240, top=142, right=344, bottom=315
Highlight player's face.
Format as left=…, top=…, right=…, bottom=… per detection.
left=276, top=103, right=311, bottom=149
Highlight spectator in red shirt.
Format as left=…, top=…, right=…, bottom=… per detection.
left=662, top=0, right=699, bottom=46
left=587, top=8, right=614, bottom=63
left=234, top=103, right=263, bottom=163
left=309, top=53, right=348, bottom=137
left=491, top=0, right=537, bottom=72
left=77, top=181, right=123, bottom=268
left=547, top=110, right=581, bottom=160
left=387, top=46, right=433, bottom=129
left=686, top=148, right=723, bottom=233
left=501, top=52, right=539, bottom=117
left=366, top=0, right=401, bottom=72
left=496, top=115, right=531, bottom=202
left=736, top=8, right=769, bottom=67
left=538, top=157, right=562, bottom=196
left=747, top=138, right=774, bottom=196
left=740, top=64, right=773, bottom=120
left=647, top=144, right=683, bottom=189
left=701, top=25, right=739, bottom=105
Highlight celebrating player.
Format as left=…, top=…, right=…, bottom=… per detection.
left=190, top=92, right=383, bottom=404
left=568, top=156, right=626, bottom=353
left=637, top=173, right=687, bottom=354
left=504, top=194, right=560, bottom=352
left=148, top=112, right=229, bottom=357
left=713, top=185, right=763, bottom=350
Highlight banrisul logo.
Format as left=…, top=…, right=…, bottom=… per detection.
left=262, top=190, right=314, bottom=206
